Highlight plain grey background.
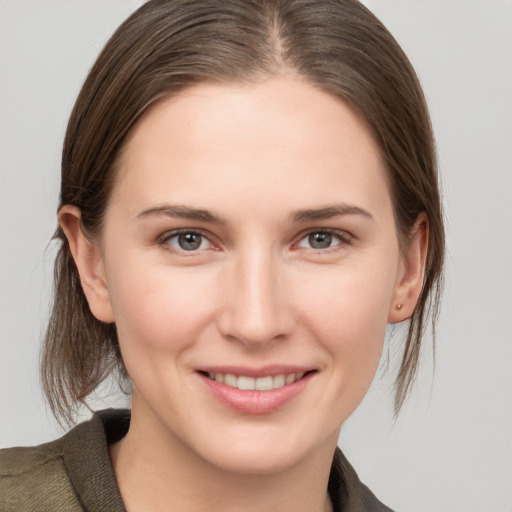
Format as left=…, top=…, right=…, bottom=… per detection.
left=1, top=1, right=511, bottom=511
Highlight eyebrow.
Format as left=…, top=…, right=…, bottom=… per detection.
left=136, top=205, right=226, bottom=224
left=136, top=203, right=373, bottom=224
left=292, top=204, right=374, bottom=222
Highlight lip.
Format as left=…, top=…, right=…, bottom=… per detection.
left=196, top=365, right=316, bottom=415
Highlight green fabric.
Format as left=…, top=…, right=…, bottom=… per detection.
left=0, top=410, right=128, bottom=512
left=0, top=409, right=393, bottom=512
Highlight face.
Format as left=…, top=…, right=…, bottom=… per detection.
left=74, top=78, right=417, bottom=474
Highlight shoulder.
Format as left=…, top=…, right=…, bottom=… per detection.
left=330, top=447, right=395, bottom=512
left=0, top=409, right=129, bottom=512
left=0, top=438, right=60, bottom=474
left=0, top=437, right=83, bottom=511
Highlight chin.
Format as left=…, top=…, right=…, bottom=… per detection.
left=190, top=423, right=339, bottom=476
left=204, top=443, right=310, bottom=475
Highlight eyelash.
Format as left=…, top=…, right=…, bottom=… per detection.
left=294, top=229, right=353, bottom=253
left=158, top=229, right=216, bottom=255
left=158, top=228, right=353, bottom=255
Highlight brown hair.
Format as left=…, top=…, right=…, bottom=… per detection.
left=42, top=0, right=444, bottom=422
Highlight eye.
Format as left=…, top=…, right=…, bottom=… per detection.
left=297, top=230, right=348, bottom=250
left=162, top=231, right=212, bottom=252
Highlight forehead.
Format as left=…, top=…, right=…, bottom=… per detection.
left=112, top=78, right=392, bottom=222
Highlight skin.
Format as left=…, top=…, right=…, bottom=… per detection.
left=60, top=77, right=427, bottom=512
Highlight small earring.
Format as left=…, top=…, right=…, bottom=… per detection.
left=396, top=303, right=403, bottom=310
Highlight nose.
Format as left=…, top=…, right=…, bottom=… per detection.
left=217, top=246, right=294, bottom=349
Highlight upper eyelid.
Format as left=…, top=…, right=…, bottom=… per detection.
left=157, top=227, right=353, bottom=250
left=295, top=227, right=353, bottom=243
left=159, top=228, right=218, bottom=251
left=160, top=227, right=211, bottom=241
left=291, top=229, right=354, bottom=254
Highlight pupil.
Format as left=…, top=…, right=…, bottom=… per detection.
left=178, top=233, right=202, bottom=250
left=309, top=232, right=332, bottom=249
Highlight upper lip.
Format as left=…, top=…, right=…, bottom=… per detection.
left=196, top=365, right=316, bottom=378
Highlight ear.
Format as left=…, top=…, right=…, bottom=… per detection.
left=59, top=205, right=115, bottom=323
left=388, top=213, right=428, bottom=323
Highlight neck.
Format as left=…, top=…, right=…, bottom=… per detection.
left=110, top=401, right=337, bottom=512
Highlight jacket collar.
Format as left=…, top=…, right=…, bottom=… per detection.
left=60, top=409, right=392, bottom=512
left=61, top=409, right=129, bottom=512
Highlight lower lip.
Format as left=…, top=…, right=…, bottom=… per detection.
left=198, top=373, right=314, bottom=415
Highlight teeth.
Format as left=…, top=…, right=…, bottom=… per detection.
left=224, top=374, right=237, bottom=387
left=207, top=372, right=307, bottom=390
left=237, top=376, right=255, bottom=390
left=273, top=374, right=285, bottom=388
left=255, top=376, right=273, bottom=391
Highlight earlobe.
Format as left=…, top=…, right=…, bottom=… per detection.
left=388, top=214, right=428, bottom=323
left=58, top=205, right=115, bottom=323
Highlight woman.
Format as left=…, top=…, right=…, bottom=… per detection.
left=0, top=1, right=444, bottom=510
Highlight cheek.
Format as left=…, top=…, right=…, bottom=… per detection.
left=106, top=261, right=219, bottom=358
left=302, top=272, right=392, bottom=421
left=301, top=264, right=394, bottom=373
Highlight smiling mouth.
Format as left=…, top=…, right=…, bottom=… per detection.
left=201, top=371, right=315, bottom=391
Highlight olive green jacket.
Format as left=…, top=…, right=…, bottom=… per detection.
left=0, top=409, right=393, bottom=512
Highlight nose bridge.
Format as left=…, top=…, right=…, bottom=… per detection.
left=219, top=242, right=290, bottom=347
